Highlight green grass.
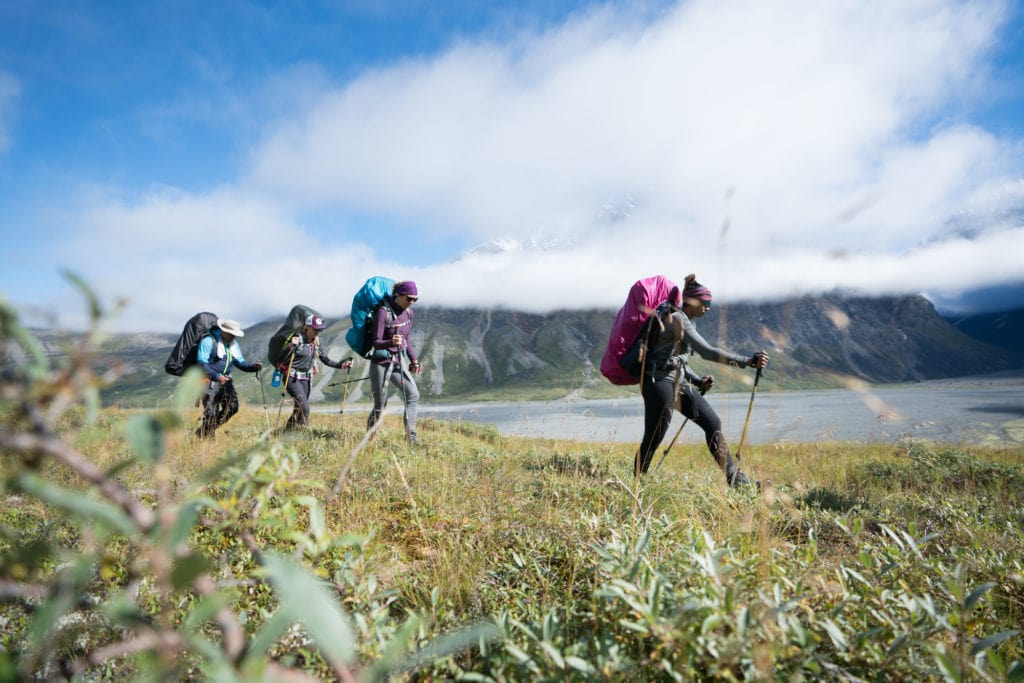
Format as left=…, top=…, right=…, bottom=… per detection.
left=4, top=402, right=1023, bottom=680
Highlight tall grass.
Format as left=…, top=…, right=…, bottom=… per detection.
left=6, top=398, right=1021, bottom=680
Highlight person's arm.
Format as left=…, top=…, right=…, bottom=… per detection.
left=682, top=316, right=751, bottom=367
left=231, top=343, right=261, bottom=373
left=318, top=347, right=353, bottom=370
left=405, top=310, right=419, bottom=368
left=196, top=336, right=220, bottom=380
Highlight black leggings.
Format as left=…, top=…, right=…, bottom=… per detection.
left=634, top=378, right=735, bottom=477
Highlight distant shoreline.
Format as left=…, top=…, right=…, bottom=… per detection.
left=317, top=373, right=1024, bottom=446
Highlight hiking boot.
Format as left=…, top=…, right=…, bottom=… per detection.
left=406, top=431, right=419, bottom=446
left=728, top=469, right=758, bottom=490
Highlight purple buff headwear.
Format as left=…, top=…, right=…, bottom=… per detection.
left=394, top=281, right=419, bottom=297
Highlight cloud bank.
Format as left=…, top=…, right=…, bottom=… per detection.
left=38, top=0, right=1024, bottom=331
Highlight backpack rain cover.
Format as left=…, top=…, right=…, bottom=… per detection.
left=165, top=312, right=219, bottom=376
left=600, top=275, right=680, bottom=385
left=268, top=304, right=322, bottom=366
left=345, top=276, right=395, bottom=357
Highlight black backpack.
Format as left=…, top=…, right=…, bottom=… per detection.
left=165, top=312, right=219, bottom=376
left=268, top=305, right=322, bottom=367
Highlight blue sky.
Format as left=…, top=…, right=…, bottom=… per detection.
left=1, top=0, right=1023, bottom=332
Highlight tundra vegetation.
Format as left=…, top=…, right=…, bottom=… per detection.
left=1, top=288, right=1022, bottom=681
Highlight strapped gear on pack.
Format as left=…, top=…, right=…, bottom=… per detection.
left=345, top=276, right=395, bottom=358
left=268, top=304, right=322, bottom=367
left=165, top=312, right=219, bottom=376
left=600, top=275, right=681, bottom=386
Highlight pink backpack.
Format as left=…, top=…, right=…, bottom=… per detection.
left=600, top=275, right=681, bottom=385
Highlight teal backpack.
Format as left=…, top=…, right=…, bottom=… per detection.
left=345, top=276, right=395, bottom=357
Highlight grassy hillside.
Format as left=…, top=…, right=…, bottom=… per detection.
left=3, top=403, right=1023, bottom=680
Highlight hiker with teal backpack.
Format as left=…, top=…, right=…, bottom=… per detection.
left=366, top=281, right=423, bottom=444
left=195, top=319, right=262, bottom=438
left=279, top=314, right=354, bottom=430
left=632, top=275, right=768, bottom=486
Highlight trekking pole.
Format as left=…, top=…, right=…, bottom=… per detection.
left=282, top=349, right=296, bottom=395
left=397, top=352, right=412, bottom=443
left=653, top=383, right=705, bottom=472
left=255, top=369, right=271, bottom=433
left=337, top=359, right=353, bottom=437
left=328, top=375, right=371, bottom=386
left=653, top=418, right=689, bottom=472
left=368, top=354, right=396, bottom=435
left=339, top=362, right=353, bottom=414
left=735, top=366, right=763, bottom=463
left=275, top=349, right=297, bottom=431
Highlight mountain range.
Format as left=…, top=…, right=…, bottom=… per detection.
left=944, top=307, right=1024, bottom=355
left=20, top=293, right=1024, bottom=409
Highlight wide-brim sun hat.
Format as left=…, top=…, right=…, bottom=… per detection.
left=217, top=318, right=245, bottom=337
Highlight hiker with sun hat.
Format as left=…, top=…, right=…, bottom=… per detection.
left=195, top=318, right=262, bottom=438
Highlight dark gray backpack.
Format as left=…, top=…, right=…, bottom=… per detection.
left=165, top=312, right=219, bottom=376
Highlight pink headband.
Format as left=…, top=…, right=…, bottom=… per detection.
left=684, top=284, right=712, bottom=302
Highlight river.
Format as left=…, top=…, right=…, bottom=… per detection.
left=407, top=373, right=1024, bottom=446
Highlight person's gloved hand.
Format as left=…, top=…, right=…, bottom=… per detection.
left=341, top=359, right=354, bottom=370
left=699, top=375, right=715, bottom=394
left=253, top=361, right=263, bottom=372
left=662, top=356, right=682, bottom=371
left=290, top=335, right=301, bottom=346
left=410, top=361, right=423, bottom=375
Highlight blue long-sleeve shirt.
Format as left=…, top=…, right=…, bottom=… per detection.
left=196, top=330, right=257, bottom=380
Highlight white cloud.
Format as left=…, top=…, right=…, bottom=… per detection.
left=0, top=70, right=20, bottom=153
left=41, top=0, right=1024, bottom=331
left=245, top=0, right=1014, bottom=243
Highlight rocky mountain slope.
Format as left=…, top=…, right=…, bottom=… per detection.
left=21, top=294, right=1021, bottom=407
left=946, top=307, right=1024, bottom=355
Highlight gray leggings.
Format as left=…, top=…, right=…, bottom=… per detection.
left=367, top=360, right=419, bottom=436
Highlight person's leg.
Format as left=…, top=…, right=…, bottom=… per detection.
left=677, top=385, right=748, bottom=486
left=635, top=378, right=675, bottom=476
left=286, top=379, right=311, bottom=428
left=197, top=382, right=219, bottom=438
left=366, top=362, right=389, bottom=430
left=217, top=381, right=239, bottom=427
left=391, top=366, right=420, bottom=442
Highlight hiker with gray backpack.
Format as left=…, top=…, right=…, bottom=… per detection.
left=365, top=281, right=423, bottom=444
left=276, top=314, right=354, bottom=430
left=607, top=275, right=768, bottom=486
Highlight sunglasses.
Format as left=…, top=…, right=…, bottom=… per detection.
left=405, top=295, right=418, bottom=302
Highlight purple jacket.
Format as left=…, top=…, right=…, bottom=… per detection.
left=370, top=297, right=418, bottom=366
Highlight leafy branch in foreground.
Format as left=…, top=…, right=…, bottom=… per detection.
left=2, top=283, right=1022, bottom=682
left=0, top=289, right=492, bottom=681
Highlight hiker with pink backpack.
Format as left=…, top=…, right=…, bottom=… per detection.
left=601, top=274, right=768, bottom=487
